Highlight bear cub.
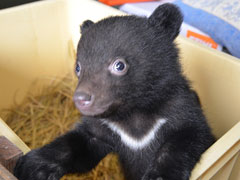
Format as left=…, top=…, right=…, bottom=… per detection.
left=14, top=3, right=215, bottom=180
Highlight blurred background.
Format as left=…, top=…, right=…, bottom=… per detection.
left=1, top=0, right=239, bottom=59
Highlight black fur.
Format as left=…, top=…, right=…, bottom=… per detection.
left=14, top=4, right=215, bottom=180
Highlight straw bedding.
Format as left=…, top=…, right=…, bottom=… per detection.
left=1, top=75, right=124, bottom=180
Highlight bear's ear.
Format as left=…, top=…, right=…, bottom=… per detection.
left=148, top=3, right=183, bottom=41
left=80, top=20, right=94, bottom=34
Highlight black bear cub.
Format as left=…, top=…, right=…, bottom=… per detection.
left=14, top=4, right=215, bottom=180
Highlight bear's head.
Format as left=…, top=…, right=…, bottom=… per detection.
left=73, top=4, right=184, bottom=117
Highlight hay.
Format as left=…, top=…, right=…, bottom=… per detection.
left=0, top=75, right=124, bottom=180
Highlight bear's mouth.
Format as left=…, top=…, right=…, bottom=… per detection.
left=75, top=99, right=93, bottom=109
left=74, top=99, right=112, bottom=116
left=74, top=95, right=94, bottom=110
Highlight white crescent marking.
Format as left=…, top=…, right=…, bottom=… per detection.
left=101, top=118, right=166, bottom=151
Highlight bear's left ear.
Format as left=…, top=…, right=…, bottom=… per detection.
left=80, top=20, right=94, bottom=34
left=148, top=3, right=183, bottom=41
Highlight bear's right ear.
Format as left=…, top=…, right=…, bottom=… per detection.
left=148, top=4, right=183, bottom=41
left=80, top=20, right=94, bottom=34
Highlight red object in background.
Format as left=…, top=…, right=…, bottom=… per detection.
left=99, top=0, right=155, bottom=6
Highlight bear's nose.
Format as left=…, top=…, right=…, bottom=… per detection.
left=73, top=92, right=93, bottom=109
left=74, top=91, right=91, bottom=101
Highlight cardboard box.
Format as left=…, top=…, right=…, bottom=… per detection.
left=0, top=0, right=239, bottom=179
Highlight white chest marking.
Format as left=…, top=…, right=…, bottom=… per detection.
left=102, top=118, right=166, bottom=151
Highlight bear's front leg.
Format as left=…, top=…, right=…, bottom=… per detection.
left=142, top=126, right=214, bottom=180
left=14, top=124, right=113, bottom=180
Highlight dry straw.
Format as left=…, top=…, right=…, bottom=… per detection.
left=1, top=75, right=124, bottom=180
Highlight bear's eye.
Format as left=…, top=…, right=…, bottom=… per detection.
left=75, top=62, right=81, bottom=77
left=114, top=61, right=125, bottom=71
left=109, top=58, right=128, bottom=76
